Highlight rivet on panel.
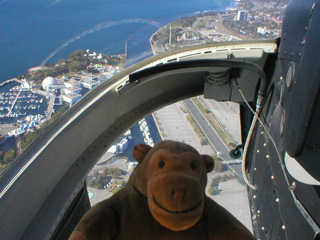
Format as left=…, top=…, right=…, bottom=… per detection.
left=289, top=181, right=296, bottom=191
left=307, top=144, right=315, bottom=150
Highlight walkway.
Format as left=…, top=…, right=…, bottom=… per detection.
left=6, top=88, right=22, bottom=117
left=46, top=95, right=55, bottom=120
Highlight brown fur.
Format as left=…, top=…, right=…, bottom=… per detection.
left=69, top=140, right=254, bottom=240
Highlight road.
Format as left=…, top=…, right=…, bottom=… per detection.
left=183, top=99, right=242, bottom=176
left=216, top=14, right=254, bottom=41
left=155, top=40, right=164, bottom=53
left=201, top=97, right=241, bottom=143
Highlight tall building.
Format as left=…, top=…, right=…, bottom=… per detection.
left=237, top=11, right=248, bottom=21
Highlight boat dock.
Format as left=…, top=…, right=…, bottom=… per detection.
left=6, top=88, right=22, bottom=117
left=46, top=95, right=55, bottom=120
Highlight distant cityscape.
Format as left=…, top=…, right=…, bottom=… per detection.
left=150, top=0, right=288, bottom=54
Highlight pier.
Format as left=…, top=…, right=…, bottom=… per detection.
left=6, top=88, right=22, bottom=117
left=0, top=78, right=17, bottom=87
left=46, top=95, right=55, bottom=120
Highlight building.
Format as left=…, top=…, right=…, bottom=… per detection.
left=64, top=80, right=82, bottom=89
left=42, top=77, right=63, bottom=91
left=22, top=79, right=32, bottom=89
left=42, top=77, right=83, bottom=106
left=127, top=162, right=138, bottom=170
left=257, top=27, right=267, bottom=35
left=61, top=92, right=82, bottom=106
left=118, top=138, right=128, bottom=152
left=124, top=130, right=132, bottom=140
left=237, top=11, right=248, bottom=21
left=81, top=77, right=99, bottom=89
left=107, top=145, right=118, bottom=154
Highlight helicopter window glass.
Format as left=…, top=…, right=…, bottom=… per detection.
left=86, top=98, right=251, bottom=232
left=0, top=0, right=287, bottom=195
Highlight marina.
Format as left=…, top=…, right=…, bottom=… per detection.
left=0, top=83, right=48, bottom=123
left=0, top=81, right=49, bottom=137
left=0, top=71, right=117, bottom=137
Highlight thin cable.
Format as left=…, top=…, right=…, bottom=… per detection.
left=235, top=79, right=283, bottom=182
left=235, top=79, right=260, bottom=190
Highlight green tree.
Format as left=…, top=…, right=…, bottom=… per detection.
left=109, top=167, right=122, bottom=179
left=112, top=181, right=126, bottom=195
left=0, top=151, right=4, bottom=161
left=58, top=58, right=66, bottom=65
left=214, top=159, right=223, bottom=172
left=67, top=50, right=86, bottom=62
left=68, top=61, right=83, bottom=72
left=3, top=149, right=15, bottom=163
left=21, top=131, right=39, bottom=151
left=200, top=138, right=209, bottom=146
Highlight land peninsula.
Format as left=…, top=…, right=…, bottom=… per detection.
left=150, top=0, right=288, bottom=54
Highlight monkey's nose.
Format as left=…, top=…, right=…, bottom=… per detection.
left=171, top=189, right=185, bottom=201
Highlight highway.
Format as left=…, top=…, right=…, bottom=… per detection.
left=202, top=97, right=241, bottom=143
left=183, top=99, right=242, bottom=176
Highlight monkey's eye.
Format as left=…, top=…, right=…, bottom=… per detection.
left=191, top=162, right=197, bottom=170
left=159, top=160, right=165, bottom=168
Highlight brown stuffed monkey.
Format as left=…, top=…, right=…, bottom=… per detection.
left=69, top=140, right=254, bottom=240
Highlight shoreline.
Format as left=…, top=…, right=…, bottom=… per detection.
left=149, top=0, right=236, bottom=56
left=148, top=0, right=285, bottom=55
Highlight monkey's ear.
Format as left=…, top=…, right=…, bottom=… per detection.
left=132, top=144, right=152, bottom=164
left=201, top=155, right=214, bottom=173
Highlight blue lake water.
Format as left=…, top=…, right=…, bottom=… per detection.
left=0, top=0, right=231, bottom=83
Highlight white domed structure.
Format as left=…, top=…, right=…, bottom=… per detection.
left=42, top=77, right=58, bottom=91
